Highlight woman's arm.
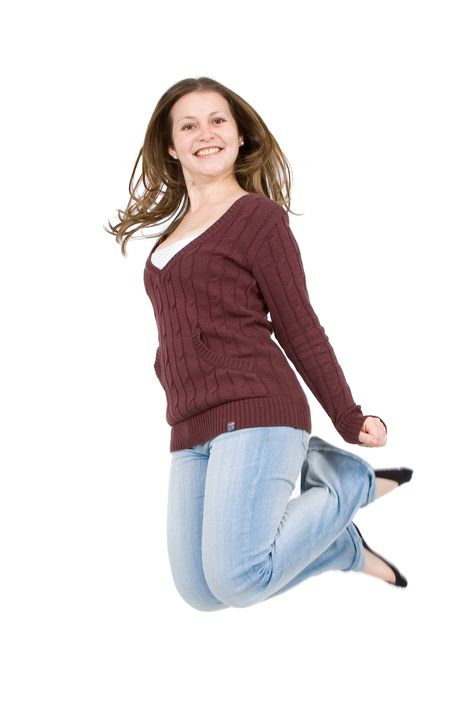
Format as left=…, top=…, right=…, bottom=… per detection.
left=249, top=209, right=387, bottom=446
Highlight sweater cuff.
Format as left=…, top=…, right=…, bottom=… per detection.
left=336, top=407, right=368, bottom=444
left=337, top=411, right=388, bottom=445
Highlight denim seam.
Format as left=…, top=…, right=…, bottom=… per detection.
left=245, top=428, right=274, bottom=591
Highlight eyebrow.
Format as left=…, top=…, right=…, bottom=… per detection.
left=177, top=111, right=226, bottom=123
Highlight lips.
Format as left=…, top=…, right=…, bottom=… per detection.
left=194, top=147, right=223, bottom=156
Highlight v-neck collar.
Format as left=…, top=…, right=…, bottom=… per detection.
left=145, top=193, right=257, bottom=276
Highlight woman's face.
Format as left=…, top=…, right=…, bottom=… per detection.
left=168, top=90, right=243, bottom=184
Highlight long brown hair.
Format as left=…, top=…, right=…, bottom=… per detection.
left=105, top=76, right=301, bottom=257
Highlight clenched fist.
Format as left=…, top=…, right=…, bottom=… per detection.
left=358, top=416, right=387, bottom=448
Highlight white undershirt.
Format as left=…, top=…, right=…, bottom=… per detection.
left=151, top=234, right=201, bottom=269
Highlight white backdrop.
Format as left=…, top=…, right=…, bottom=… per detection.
left=1, top=1, right=448, bottom=711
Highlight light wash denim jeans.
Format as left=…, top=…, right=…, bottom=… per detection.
left=166, top=427, right=377, bottom=611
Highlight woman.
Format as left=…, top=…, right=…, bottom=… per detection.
left=106, top=76, right=413, bottom=611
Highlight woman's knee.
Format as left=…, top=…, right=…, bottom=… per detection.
left=183, top=596, right=229, bottom=612
left=177, top=593, right=229, bottom=612
left=203, top=560, right=267, bottom=608
left=170, top=577, right=229, bottom=612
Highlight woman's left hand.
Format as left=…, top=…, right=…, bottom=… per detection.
left=358, top=416, right=387, bottom=448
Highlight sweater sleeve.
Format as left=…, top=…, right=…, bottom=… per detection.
left=250, top=210, right=387, bottom=444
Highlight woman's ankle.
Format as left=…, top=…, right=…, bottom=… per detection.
left=362, top=547, right=396, bottom=583
left=375, top=476, right=399, bottom=499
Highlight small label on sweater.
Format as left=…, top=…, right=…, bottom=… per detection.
left=227, top=421, right=235, bottom=432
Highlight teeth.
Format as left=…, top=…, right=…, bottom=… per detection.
left=196, top=147, right=222, bottom=156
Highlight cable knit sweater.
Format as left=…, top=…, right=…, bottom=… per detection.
left=143, top=192, right=385, bottom=452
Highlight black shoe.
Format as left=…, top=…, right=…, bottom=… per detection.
left=374, top=467, right=413, bottom=486
left=353, top=523, right=408, bottom=587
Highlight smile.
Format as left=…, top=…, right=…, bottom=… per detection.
left=195, top=147, right=223, bottom=157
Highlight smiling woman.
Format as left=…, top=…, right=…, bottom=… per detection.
left=173, top=99, right=246, bottom=167
left=104, top=76, right=412, bottom=612
left=104, top=76, right=295, bottom=257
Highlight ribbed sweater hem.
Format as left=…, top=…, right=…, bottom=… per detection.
left=169, top=395, right=312, bottom=452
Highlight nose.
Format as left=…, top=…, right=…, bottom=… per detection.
left=197, top=122, right=216, bottom=141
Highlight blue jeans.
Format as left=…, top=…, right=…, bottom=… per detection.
left=166, top=427, right=377, bottom=610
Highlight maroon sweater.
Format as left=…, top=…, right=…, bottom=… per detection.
left=143, top=192, right=385, bottom=452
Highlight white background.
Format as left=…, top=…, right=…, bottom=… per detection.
left=1, top=1, right=448, bottom=711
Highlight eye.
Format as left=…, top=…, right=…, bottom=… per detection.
left=181, top=117, right=225, bottom=130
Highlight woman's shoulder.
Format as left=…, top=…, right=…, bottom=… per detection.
left=248, top=192, right=286, bottom=210
left=246, top=192, right=287, bottom=221
left=236, top=194, right=289, bottom=260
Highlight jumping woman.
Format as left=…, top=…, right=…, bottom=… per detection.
left=106, top=76, right=413, bottom=611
